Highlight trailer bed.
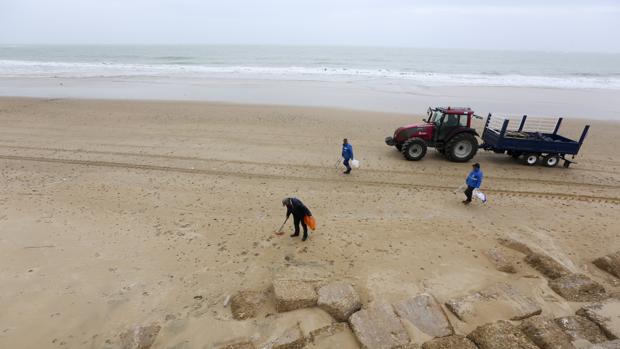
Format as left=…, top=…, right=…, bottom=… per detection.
left=480, top=115, right=589, bottom=167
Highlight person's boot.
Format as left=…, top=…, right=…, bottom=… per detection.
left=344, top=168, right=351, bottom=174
left=290, top=232, right=299, bottom=237
left=462, top=200, right=471, bottom=205
left=302, top=232, right=308, bottom=241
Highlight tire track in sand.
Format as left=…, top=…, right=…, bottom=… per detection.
left=1, top=144, right=618, bottom=190
left=1, top=154, right=619, bottom=205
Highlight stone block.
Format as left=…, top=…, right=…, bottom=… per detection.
left=578, top=298, right=620, bottom=339
left=445, top=283, right=541, bottom=322
left=593, top=252, right=620, bottom=279
left=555, top=315, right=608, bottom=344
left=519, top=316, right=575, bottom=349
left=421, top=335, right=477, bottom=349
left=272, top=326, right=306, bottom=349
left=485, top=248, right=517, bottom=273
left=498, top=237, right=534, bottom=255
left=549, top=274, right=606, bottom=302
left=349, top=302, right=411, bottom=349
left=230, top=290, right=265, bottom=320
left=317, top=281, right=362, bottom=321
left=525, top=252, right=571, bottom=279
left=586, top=340, right=620, bottom=349
left=119, top=324, right=161, bottom=349
left=273, top=279, right=318, bottom=312
left=216, top=341, right=255, bottom=349
left=394, top=293, right=453, bottom=338
left=467, top=320, right=538, bottom=349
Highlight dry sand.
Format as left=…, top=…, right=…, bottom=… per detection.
left=0, top=97, right=619, bottom=348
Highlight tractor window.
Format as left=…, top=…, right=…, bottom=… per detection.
left=459, top=114, right=468, bottom=127
left=430, top=111, right=443, bottom=124
left=444, top=114, right=459, bottom=127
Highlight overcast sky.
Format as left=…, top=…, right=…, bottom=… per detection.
left=1, top=0, right=619, bottom=52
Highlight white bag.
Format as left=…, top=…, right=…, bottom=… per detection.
left=351, top=159, right=360, bottom=168
left=473, top=189, right=487, bottom=203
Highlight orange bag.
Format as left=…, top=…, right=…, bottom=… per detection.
left=303, top=215, right=316, bottom=231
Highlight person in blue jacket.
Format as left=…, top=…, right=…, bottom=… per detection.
left=342, top=138, right=354, bottom=174
left=463, top=163, right=483, bottom=204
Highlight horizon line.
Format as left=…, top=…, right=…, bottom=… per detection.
left=1, top=43, right=619, bottom=55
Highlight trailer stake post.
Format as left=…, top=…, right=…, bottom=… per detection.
left=578, top=125, right=590, bottom=145
left=518, top=115, right=527, bottom=132
left=553, top=118, right=563, bottom=135
left=500, top=119, right=509, bottom=139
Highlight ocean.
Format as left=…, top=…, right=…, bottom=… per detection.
left=1, top=45, right=619, bottom=90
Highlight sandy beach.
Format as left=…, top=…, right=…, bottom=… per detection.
left=1, top=97, right=619, bottom=348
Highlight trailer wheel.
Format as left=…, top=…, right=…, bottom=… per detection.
left=401, top=138, right=427, bottom=161
left=523, top=153, right=539, bottom=166
left=445, top=133, right=478, bottom=162
left=543, top=154, right=559, bottom=167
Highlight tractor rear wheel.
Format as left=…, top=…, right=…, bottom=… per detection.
left=401, top=138, right=427, bottom=161
left=523, top=153, right=539, bottom=166
left=445, top=133, right=478, bottom=162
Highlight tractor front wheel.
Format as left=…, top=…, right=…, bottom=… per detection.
left=401, top=138, right=427, bottom=161
left=445, top=133, right=478, bottom=162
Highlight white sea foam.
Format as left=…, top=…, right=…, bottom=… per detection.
left=1, top=59, right=619, bottom=90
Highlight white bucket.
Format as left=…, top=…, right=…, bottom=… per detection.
left=351, top=159, right=360, bottom=168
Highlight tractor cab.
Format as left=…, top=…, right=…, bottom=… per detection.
left=385, top=106, right=479, bottom=162
left=425, top=107, right=474, bottom=143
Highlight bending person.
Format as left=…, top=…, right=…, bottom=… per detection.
left=282, top=197, right=313, bottom=241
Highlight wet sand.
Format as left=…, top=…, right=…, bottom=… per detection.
left=2, top=76, right=620, bottom=119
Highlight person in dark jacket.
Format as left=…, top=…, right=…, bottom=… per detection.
left=463, top=163, right=483, bottom=204
left=342, top=138, right=354, bottom=174
left=282, top=197, right=312, bottom=241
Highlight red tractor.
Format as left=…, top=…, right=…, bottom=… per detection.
left=385, top=107, right=480, bottom=162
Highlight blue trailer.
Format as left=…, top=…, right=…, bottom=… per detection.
left=480, top=114, right=590, bottom=167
